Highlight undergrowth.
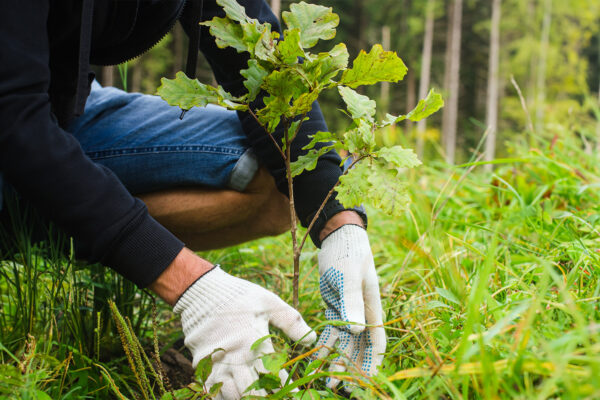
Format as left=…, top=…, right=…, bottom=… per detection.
left=1, top=130, right=600, bottom=398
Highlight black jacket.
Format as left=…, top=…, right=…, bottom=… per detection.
left=0, top=0, right=357, bottom=287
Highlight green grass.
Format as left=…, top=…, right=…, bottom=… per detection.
left=1, top=131, right=600, bottom=399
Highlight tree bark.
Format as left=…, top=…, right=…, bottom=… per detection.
left=416, top=0, right=435, bottom=158
left=484, top=0, right=501, bottom=170
left=102, top=66, right=114, bottom=87
left=172, top=23, right=184, bottom=76
left=535, top=0, right=552, bottom=132
left=131, top=62, right=142, bottom=93
left=380, top=25, right=391, bottom=114
left=597, top=34, right=600, bottom=148
left=441, top=0, right=463, bottom=165
left=406, top=69, right=416, bottom=133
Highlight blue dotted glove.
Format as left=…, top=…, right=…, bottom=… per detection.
left=315, top=225, right=386, bottom=390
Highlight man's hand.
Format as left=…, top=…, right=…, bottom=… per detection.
left=315, top=223, right=386, bottom=390
left=174, top=266, right=317, bottom=399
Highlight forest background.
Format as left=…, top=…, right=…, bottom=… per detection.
left=98, top=0, right=600, bottom=166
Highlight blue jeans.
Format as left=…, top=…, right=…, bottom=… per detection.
left=0, top=81, right=258, bottom=211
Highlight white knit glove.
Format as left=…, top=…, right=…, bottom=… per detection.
left=315, top=225, right=386, bottom=390
left=174, top=266, right=317, bottom=400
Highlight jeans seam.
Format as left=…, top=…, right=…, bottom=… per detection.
left=86, top=145, right=245, bottom=160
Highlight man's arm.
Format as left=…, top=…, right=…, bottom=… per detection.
left=0, top=0, right=184, bottom=287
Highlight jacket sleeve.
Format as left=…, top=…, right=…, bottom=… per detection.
left=0, top=0, right=184, bottom=287
left=180, top=0, right=366, bottom=247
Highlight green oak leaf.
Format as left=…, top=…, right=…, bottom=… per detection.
left=338, top=86, right=376, bottom=121
left=289, top=90, right=319, bottom=116
left=241, top=60, right=269, bottom=102
left=337, top=161, right=414, bottom=217
left=304, top=43, right=349, bottom=88
left=278, top=29, right=305, bottom=63
left=216, top=0, right=249, bottom=23
left=254, top=27, right=278, bottom=62
left=367, top=162, right=412, bottom=217
left=376, top=146, right=422, bottom=172
left=283, top=116, right=310, bottom=151
left=340, top=44, right=407, bottom=88
left=282, top=2, right=339, bottom=48
left=241, top=20, right=266, bottom=55
left=303, top=131, right=337, bottom=150
left=201, top=17, right=247, bottom=53
left=291, top=146, right=334, bottom=177
left=157, top=72, right=247, bottom=111
left=406, top=88, right=444, bottom=121
left=337, top=162, right=371, bottom=208
left=257, top=95, right=288, bottom=132
left=344, top=119, right=375, bottom=154
left=264, top=69, right=304, bottom=99
left=381, top=113, right=405, bottom=126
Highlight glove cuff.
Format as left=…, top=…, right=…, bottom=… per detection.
left=173, top=266, right=247, bottom=332
left=319, top=224, right=371, bottom=274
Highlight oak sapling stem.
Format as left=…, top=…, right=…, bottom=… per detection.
left=157, top=0, right=442, bottom=311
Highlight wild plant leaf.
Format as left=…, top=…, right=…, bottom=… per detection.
left=278, top=29, right=305, bottom=63
left=245, top=373, right=282, bottom=392
left=290, top=146, right=333, bottom=177
left=304, top=43, right=349, bottom=87
left=435, top=287, right=462, bottom=306
left=303, top=131, right=337, bottom=150
left=157, top=72, right=247, bottom=111
left=367, top=162, right=412, bottom=217
left=376, top=146, right=422, bottom=172
left=161, top=388, right=196, bottom=400
left=241, top=60, right=269, bottom=101
left=282, top=2, right=339, bottom=48
left=407, top=88, right=444, bottom=121
left=194, top=352, right=216, bottom=383
left=261, top=351, right=288, bottom=376
left=338, top=86, right=376, bottom=121
left=340, top=44, right=407, bottom=88
left=344, top=119, right=375, bottom=154
left=208, top=382, right=223, bottom=397
left=216, top=0, right=249, bottom=23
left=337, top=162, right=371, bottom=208
left=201, top=17, right=247, bottom=53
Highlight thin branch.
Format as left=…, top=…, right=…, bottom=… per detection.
left=298, top=155, right=368, bottom=251
left=247, top=107, right=287, bottom=160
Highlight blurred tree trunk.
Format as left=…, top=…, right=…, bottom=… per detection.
left=380, top=25, right=391, bottom=113
left=484, top=0, right=501, bottom=170
left=597, top=34, right=600, bottom=147
left=172, top=23, right=184, bottom=76
left=416, top=0, right=435, bottom=158
left=405, top=69, right=416, bottom=133
left=442, top=0, right=463, bottom=165
left=526, top=0, right=537, bottom=108
left=102, top=66, right=114, bottom=87
left=131, top=62, right=142, bottom=93
left=270, top=0, right=281, bottom=19
left=535, top=0, right=552, bottom=132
